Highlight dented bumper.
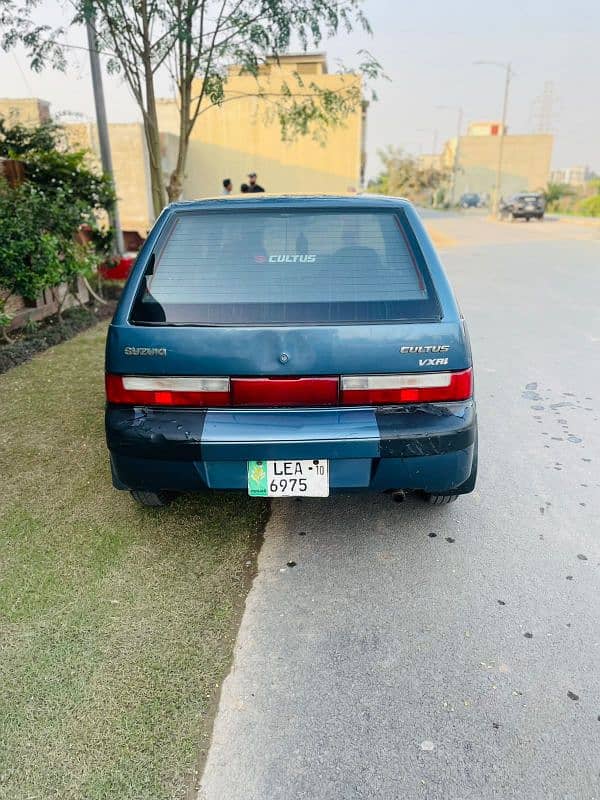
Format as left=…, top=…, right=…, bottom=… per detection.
left=106, top=401, right=476, bottom=494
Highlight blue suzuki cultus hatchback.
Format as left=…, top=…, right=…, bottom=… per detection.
left=105, top=195, right=477, bottom=506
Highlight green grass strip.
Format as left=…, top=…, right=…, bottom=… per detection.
left=0, top=324, right=267, bottom=799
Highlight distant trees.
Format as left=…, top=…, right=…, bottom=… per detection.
left=367, top=146, right=449, bottom=206
left=578, top=181, right=600, bottom=217
left=544, top=179, right=600, bottom=217
left=543, top=182, right=575, bottom=210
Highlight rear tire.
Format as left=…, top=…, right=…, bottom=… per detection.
left=424, top=493, right=459, bottom=505
left=421, top=433, right=478, bottom=505
left=130, top=490, right=175, bottom=508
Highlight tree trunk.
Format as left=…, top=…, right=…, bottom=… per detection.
left=140, top=3, right=166, bottom=218
left=1, top=326, right=14, bottom=344
left=167, top=135, right=189, bottom=203
left=142, top=91, right=166, bottom=218
left=167, top=75, right=192, bottom=203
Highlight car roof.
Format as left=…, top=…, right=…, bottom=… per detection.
left=167, top=194, right=414, bottom=213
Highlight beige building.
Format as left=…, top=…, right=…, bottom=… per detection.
left=157, top=53, right=365, bottom=200
left=441, top=122, right=553, bottom=198
left=0, top=97, right=50, bottom=125
left=61, top=122, right=178, bottom=234
left=0, top=53, right=364, bottom=235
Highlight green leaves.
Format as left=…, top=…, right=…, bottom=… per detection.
left=0, top=0, right=67, bottom=71
left=272, top=73, right=366, bottom=145
left=0, top=120, right=114, bottom=307
left=0, top=183, right=61, bottom=300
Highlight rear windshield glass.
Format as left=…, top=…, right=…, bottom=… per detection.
left=131, top=209, right=440, bottom=325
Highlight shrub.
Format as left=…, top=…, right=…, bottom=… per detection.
left=576, top=194, right=600, bottom=217
left=0, top=119, right=116, bottom=337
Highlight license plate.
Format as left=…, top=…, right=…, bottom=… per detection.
left=247, top=460, right=329, bottom=497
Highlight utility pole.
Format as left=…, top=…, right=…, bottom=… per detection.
left=85, top=16, right=124, bottom=255
left=435, top=105, right=463, bottom=205
left=474, top=60, right=512, bottom=216
left=493, top=64, right=511, bottom=216
left=449, top=107, right=463, bottom=206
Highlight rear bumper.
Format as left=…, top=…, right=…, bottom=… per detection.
left=509, top=209, right=543, bottom=217
left=106, top=402, right=477, bottom=494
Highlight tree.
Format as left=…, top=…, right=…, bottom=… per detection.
left=1, top=0, right=381, bottom=216
left=368, top=146, right=448, bottom=206
left=0, top=119, right=115, bottom=335
left=543, top=182, right=575, bottom=210
left=0, top=118, right=116, bottom=256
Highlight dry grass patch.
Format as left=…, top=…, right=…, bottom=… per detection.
left=425, top=224, right=458, bottom=249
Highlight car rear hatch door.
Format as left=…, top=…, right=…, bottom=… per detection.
left=106, top=203, right=471, bottom=464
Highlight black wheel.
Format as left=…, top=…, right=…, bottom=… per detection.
left=525, top=216, right=531, bottom=222
left=130, top=490, right=175, bottom=507
left=424, top=493, right=459, bottom=505
left=421, top=433, right=478, bottom=504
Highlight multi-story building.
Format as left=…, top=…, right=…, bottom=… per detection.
left=549, top=166, right=593, bottom=187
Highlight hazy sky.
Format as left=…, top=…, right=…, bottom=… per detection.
left=0, top=0, right=598, bottom=177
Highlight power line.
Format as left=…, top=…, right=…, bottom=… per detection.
left=11, top=52, right=34, bottom=94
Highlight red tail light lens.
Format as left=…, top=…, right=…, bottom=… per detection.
left=106, top=369, right=472, bottom=408
left=105, top=374, right=230, bottom=407
left=231, top=377, right=338, bottom=407
left=340, top=369, right=473, bottom=405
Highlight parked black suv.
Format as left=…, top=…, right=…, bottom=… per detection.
left=499, top=193, right=545, bottom=221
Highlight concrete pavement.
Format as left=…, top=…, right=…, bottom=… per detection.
left=199, top=214, right=600, bottom=800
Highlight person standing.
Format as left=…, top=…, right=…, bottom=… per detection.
left=222, top=178, right=233, bottom=195
left=247, top=172, right=265, bottom=193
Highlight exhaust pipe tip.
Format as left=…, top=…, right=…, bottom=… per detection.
left=392, top=490, right=406, bottom=504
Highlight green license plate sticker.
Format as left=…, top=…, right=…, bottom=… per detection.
left=247, top=461, right=269, bottom=496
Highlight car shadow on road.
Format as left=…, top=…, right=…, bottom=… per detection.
left=263, top=492, right=474, bottom=585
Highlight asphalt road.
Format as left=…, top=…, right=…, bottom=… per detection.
left=199, top=214, right=600, bottom=800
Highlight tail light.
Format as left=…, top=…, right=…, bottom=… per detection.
left=340, top=368, right=472, bottom=405
left=105, top=374, right=230, bottom=407
left=231, top=377, right=338, bottom=407
left=106, top=369, right=472, bottom=407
